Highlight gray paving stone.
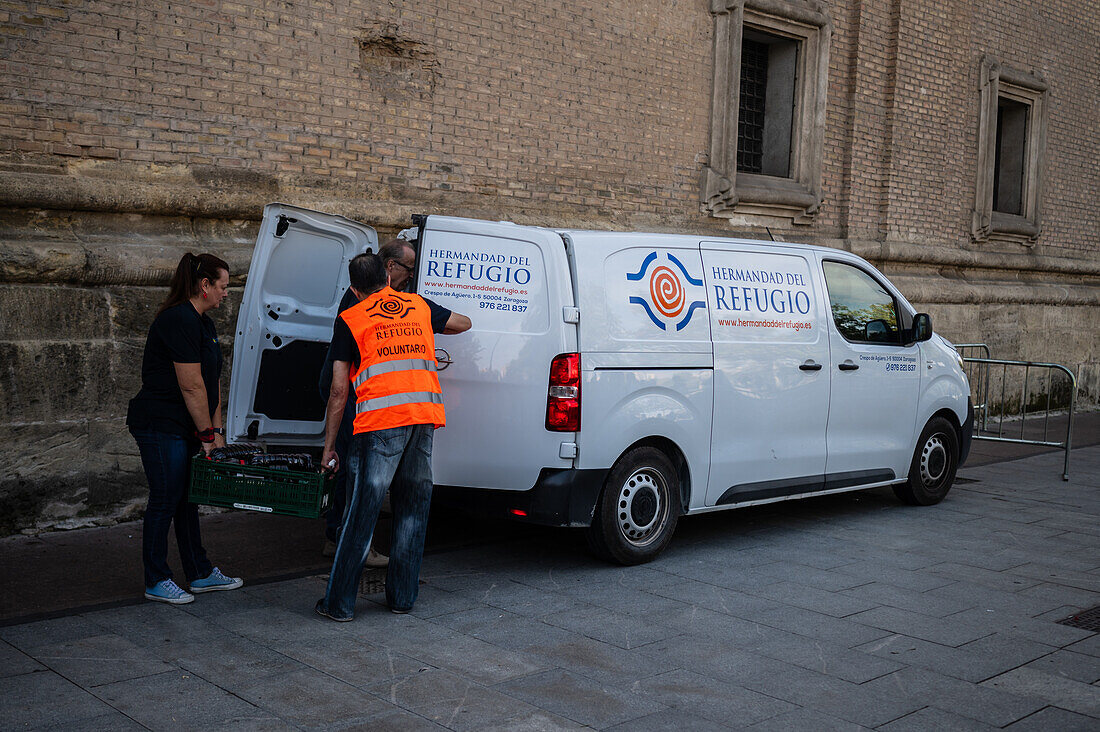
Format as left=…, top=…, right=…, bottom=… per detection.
left=737, top=602, right=894, bottom=647
left=877, top=706, right=999, bottom=731
left=927, top=579, right=1074, bottom=618
left=233, top=667, right=394, bottom=729
left=477, top=709, right=588, bottom=731
left=48, top=711, right=148, bottom=731
left=840, top=580, right=976, bottom=618
left=753, top=560, right=869, bottom=593
left=522, top=632, right=678, bottom=687
left=463, top=578, right=583, bottom=618
left=1003, top=705, right=1100, bottom=731
left=396, top=631, right=549, bottom=684
left=944, top=606, right=1096, bottom=648
left=92, top=669, right=279, bottom=729
left=278, top=636, right=430, bottom=689
left=170, top=634, right=306, bottom=690
left=32, top=633, right=175, bottom=688
left=0, top=638, right=44, bottom=677
left=737, top=661, right=924, bottom=727
left=745, top=707, right=870, bottom=731
left=649, top=578, right=783, bottom=619
left=539, top=602, right=677, bottom=649
left=605, top=707, right=731, bottom=730
left=497, top=668, right=665, bottom=728
left=631, top=667, right=797, bottom=726
left=747, top=579, right=880, bottom=618
left=407, top=585, right=485, bottom=618
left=0, top=670, right=118, bottom=728
left=741, top=629, right=904, bottom=683
left=927, top=561, right=1045, bottom=593
left=863, top=666, right=1047, bottom=727
left=845, top=605, right=992, bottom=647
left=853, top=632, right=1055, bottom=684
left=1009, top=563, right=1100, bottom=593
left=429, top=607, right=578, bottom=653
left=1022, top=649, right=1100, bottom=684
left=366, top=667, right=543, bottom=731
left=351, top=706, right=447, bottom=731
left=832, top=560, right=957, bottom=592
left=1064, top=633, right=1100, bottom=658
left=0, top=614, right=107, bottom=653
left=981, top=666, right=1100, bottom=717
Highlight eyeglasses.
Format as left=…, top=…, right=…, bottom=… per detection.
left=389, top=260, right=415, bottom=274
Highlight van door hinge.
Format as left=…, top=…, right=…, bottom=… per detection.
left=559, top=442, right=578, bottom=459
left=563, top=307, right=580, bottom=324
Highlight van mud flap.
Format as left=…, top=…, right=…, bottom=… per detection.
left=433, top=468, right=608, bottom=528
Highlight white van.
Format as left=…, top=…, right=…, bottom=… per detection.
left=228, top=203, right=973, bottom=564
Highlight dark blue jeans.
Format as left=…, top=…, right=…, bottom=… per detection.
left=324, top=388, right=357, bottom=542
left=320, top=424, right=434, bottom=618
left=131, top=429, right=214, bottom=589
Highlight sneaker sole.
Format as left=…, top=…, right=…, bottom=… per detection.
left=190, top=578, right=244, bottom=594
left=315, top=603, right=353, bottom=622
left=145, top=591, right=194, bottom=605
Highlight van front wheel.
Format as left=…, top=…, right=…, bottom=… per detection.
left=586, top=447, right=680, bottom=565
left=894, top=417, right=959, bottom=506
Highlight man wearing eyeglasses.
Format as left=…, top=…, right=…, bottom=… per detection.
left=318, top=237, right=471, bottom=564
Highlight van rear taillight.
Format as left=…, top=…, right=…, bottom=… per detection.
left=546, top=353, right=580, bottom=432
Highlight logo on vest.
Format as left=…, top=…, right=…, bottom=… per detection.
left=367, top=293, right=414, bottom=320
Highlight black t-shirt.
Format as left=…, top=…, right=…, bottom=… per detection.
left=318, top=289, right=452, bottom=399
left=126, top=302, right=222, bottom=436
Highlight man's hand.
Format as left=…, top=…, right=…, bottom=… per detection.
left=322, top=449, right=339, bottom=474
left=201, top=440, right=216, bottom=456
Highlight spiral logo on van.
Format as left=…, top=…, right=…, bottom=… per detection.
left=627, top=252, right=705, bottom=331
left=649, top=266, right=684, bottom=317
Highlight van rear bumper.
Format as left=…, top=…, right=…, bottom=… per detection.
left=433, top=468, right=608, bottom=528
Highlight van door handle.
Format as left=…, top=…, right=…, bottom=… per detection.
left=838, top=360, right=859, bottom=371
left=798, top=361, right=822, bottom=371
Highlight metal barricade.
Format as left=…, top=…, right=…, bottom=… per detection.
left=956, top=348, right=1077, bottom=480
left=954, top=344, right=991, bottom=430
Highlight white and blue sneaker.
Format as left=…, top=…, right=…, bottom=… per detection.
left=145, top=579, right=194, bottom=605
left=189, top=567, right=243, bottom=594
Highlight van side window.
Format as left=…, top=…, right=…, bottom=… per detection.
left=822, top=262, right=900, bottom=344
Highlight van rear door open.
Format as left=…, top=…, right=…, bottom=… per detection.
left=416, top=217, right=578, bottom=491
left=226, top=204, right=377, bottom=445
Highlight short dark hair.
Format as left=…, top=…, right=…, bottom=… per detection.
left=378, top=238, right=413, bottom=266
left=348, top=252, right=387, bottom=294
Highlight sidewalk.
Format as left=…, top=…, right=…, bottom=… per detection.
left=2, top=445, right=1097, bottom=729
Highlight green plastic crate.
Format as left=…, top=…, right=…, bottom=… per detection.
left=189, top=455, right=334, bottom=518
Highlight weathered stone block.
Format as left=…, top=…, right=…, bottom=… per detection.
left=0, top=284, right=111, bottom=340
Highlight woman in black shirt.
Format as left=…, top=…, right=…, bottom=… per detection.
left=127, top=252, right=243, bottom=605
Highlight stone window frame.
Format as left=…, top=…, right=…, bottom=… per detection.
left=703, top=0, right=831, bottom=224
left=971, top=55, right=1048, bottom=245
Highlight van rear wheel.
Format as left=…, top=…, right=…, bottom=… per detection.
left=586, top=447, right=680, bottom=565
left=894, top=416, right=959, bottom=506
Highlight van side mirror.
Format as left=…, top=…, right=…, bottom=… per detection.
left=911, top=313, right=933, bottom=343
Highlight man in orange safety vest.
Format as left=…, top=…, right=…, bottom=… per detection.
left=315, top=252, right=467, bottom=620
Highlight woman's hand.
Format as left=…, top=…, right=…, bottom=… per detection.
left=201, top=440, right=216, bottom=457
left=213, top=433, right=227, bottom=449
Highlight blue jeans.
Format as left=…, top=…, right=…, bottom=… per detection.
left=131, top=429, right=214, bottom=589
left=320, top=424, right=434, bottom=618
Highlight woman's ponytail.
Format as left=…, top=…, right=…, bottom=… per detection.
left=158, top=252, right=230, bottom=315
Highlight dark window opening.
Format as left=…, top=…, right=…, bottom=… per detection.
left=993, top=97, right=1028, bottom=215
left=737, top=30, right=798, bottom=178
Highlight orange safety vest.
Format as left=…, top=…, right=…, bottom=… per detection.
left=340, top=287, right=445, bottom=434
